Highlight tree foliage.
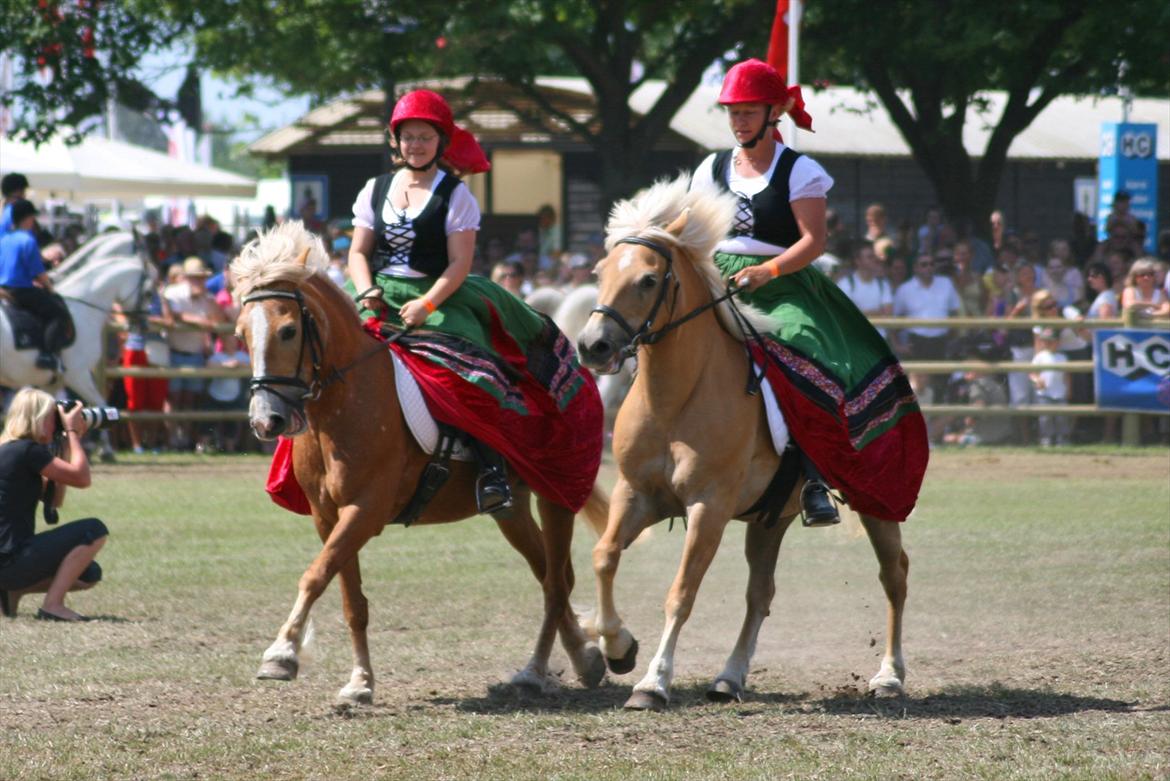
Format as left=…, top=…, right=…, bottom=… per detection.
left=0, top=0, right=187, bottom=144
left=803, top=0, right=1170, bottom=232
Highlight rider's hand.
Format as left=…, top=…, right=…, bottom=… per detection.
left=398, top=298, right=433, bottom=328
left=359, top=291, right=389, bottom=316
left=59, top=401, right=89, bottom=436
left=731, top=261, right=777, bottom=292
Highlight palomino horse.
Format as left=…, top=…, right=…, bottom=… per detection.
left=576, top=177, right=909, bottom=710
left=231, top=222, right=608, bottom=704
left=0, top=252, right=153, bottom=459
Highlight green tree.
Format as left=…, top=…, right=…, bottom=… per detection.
left=0, top=1, right=187, bottom=144
left=803, top=0, right=1170, bottom=236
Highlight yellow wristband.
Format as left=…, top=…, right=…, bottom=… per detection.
left=422, top=298, right=437, bottom=314
left=768, top=260, right=781, bottom=278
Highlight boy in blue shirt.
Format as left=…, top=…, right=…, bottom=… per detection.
left=0, top=199, right=69, bottom=370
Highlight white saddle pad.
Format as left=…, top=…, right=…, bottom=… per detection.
left=392, top=351, right=473, bottom=461
left=760, top=375, right=791, bottom=456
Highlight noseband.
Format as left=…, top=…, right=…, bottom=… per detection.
left=241, top=288, right=325, bottom=408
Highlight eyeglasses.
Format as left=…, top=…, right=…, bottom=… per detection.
left=399, top=134, right=438, bottom=145
left=916, top=262, right=934, bottom=269
left=1135, top=271, right=1155, bottom=278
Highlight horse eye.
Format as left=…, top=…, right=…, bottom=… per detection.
left=638, top=274, right=658, bottom=291
left=278, top=325, right=297, bottom=341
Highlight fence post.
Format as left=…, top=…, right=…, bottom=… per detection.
left=1121, top=306, right=1141, bottom=446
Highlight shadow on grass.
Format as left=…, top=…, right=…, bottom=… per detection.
left=810, top=683, right=1155, bottom=720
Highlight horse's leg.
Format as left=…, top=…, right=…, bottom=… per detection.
left=493, top=493, right=603, bottom=689
left=335, top=554, right=374, bottom=705
left=708, top=514, right=796, bottom=703
left=258, top=504, right=377, bottom=681
left=626, top=503, right=732, bottom=711
left=860, top=513, right=909, bottom=696
left=593, top=477, right=655, bottom=674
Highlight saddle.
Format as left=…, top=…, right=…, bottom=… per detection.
left=0, top=290, right=77, bottom=352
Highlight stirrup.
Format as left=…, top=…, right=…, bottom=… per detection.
left=475, top=469, right=513, bottom=518
left=800, top=480, right=840, bottom=528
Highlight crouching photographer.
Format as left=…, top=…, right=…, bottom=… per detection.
left=0, top=388, right=108, bottom=622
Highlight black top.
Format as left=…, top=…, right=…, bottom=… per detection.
left=0, top=439, right=53, bottom=559
left=369, top=172, right=462, bottom=278
left=711, top=147, right=803, bottom=249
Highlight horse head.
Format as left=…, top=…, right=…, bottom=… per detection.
left=578, top=211, right=688, bottom=374
left=231, top=223, right=341, bottom=441
left=578, top=175, right=774, bottom=374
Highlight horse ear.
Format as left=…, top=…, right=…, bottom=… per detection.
left=665, top=208, right=690, bottom=237
left=294, top=247, right=311, bottom=267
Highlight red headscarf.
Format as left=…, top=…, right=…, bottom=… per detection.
left=390, top=89, right=491, bottom=174
left=718, top=58, right=814, bottom=140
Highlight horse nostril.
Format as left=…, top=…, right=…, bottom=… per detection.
left=589, top=340, right=613, bottom=360
left=269, top=413, right=285, bottom=432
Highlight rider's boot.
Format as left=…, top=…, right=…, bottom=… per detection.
left=34, top=351, right=60, bottom=372
left=471, top=439, right=513, bottom=518
left=799, top=450, right=839, bottom=527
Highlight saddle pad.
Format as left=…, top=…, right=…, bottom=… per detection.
left=392, top=351, right=473, bottom=461
left=760, top=374, right=791, bottom=456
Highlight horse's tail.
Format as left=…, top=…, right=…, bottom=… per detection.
left=580, top=481, right=610, bottom=537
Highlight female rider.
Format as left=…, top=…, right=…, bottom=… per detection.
left=692, top=59, right=928, bottom=524
left=345, top=90, right=598, bottom=515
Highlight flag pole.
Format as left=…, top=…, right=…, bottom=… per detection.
left=786, top=0, right=802, bottom=150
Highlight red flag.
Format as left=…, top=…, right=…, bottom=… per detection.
left=766, top=0, right=790, bottom=81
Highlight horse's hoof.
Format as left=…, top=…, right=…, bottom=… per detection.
left=706, top=678, right=743, bottom=703
left=577, top=644, right=607, bottom=688
left=337, top=685, right=374, bottom=705
left=257, top=657, right=298, bottom=681
left=624, top=689, right=668, bottom=712
left=100, top=451, right=116, bottom=464
left=605, top=637, right=639, bottom=675
left=868, top=676, right=905, bottom=698
left=510, top=667, right=554, bottom=694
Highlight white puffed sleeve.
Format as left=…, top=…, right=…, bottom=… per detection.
left=445, top=181, right=482, bottom=234
left=690, top=153, right=719, bottom=191
left=351, top=177, right=378, bottom=230
left=788, top=155, right=834, bottom=200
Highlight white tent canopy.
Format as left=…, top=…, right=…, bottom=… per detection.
left=0, top=133, right=257, bottom=200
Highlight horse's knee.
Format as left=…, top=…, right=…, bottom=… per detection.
left=592, top=540, right=621, bottom=579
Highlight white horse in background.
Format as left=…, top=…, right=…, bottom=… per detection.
left=524, top=286, right=565, bottom=317
left=552, top=284, right=634, bottom=431
left=50, top=231, right=137, bottom=281
left=1, top=253, right=154, bottom=458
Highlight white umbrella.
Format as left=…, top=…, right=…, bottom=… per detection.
left=0, top=133, right=257, bottom=199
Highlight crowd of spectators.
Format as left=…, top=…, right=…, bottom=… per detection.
left=5, top=169, right=1168, bottom=451
left=824, top=196, right=1169, bottom=446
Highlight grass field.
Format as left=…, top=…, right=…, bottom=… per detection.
left=1, top=448, right=1167, bottom=780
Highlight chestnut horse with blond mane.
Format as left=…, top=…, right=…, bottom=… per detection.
left=576, top=177, right=909, bottom=710
left=231, top=222, right=608, bottom=704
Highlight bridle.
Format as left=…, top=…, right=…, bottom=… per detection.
left=590, top=236, right=741, bottom=364
left=240, top=286, right=389, bottom=414
left=241, top=288, right=327, bottom=408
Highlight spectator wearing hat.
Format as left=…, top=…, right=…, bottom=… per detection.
left=0, top=199, right=70, bottom=371
left=163, top=257, right=226, bottom=449
left=0, top=173, right=30, bottom=236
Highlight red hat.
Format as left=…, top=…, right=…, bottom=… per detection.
left=389, top=89, right=491, bottom=174
left=718, top=59, right=814, bottom=133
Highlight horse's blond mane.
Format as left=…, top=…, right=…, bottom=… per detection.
left=231, top=221, right=330, bottom=298
left=605, top=175, right=778, bottom=339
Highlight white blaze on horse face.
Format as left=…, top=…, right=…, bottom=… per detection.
left=616, top=247, right=637, bottom=273
left=249, top=304, right=270, bottom=379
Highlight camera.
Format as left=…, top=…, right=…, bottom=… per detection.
left=57, top=401, right=121, bottom=431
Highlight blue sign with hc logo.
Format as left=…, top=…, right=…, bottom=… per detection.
left=1093, top=329, right=1170, bottom=413
left=1097, top=122, right=1159, bottom=254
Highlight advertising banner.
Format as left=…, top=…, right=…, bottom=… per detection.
left=1093, top=329, right=1170, bottom=413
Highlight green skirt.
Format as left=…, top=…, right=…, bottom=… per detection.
left=345, top=273, right=547, bottom=354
